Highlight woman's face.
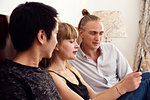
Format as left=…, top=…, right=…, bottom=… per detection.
left=57, top=38, right=79, bottom=60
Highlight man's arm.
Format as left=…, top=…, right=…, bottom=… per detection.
left=114, top=45, right=133, bottom=80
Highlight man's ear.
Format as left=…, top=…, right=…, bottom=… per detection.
left=37, top=29, right=47, bottom=44
left=78, top=29, right=84, bottom=38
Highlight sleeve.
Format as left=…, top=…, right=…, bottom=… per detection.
left=0, top=74, right=30, bottom=100
left=113, top=44, right=133, bottom=80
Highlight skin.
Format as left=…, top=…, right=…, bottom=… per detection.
left=43, top=23, right=59, bottom=58
left=56, top=39, right=78, bottom=60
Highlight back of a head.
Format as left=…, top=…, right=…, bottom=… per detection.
left=9, top=2, right=58, bottom=51
left=0, top=14, right=9, bottom=49
left=78, top=9, right=100, bottom=30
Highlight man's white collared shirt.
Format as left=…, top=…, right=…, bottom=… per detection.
left=67, top=43, right=132, bottom=93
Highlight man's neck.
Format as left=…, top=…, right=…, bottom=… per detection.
left=80, top=44, right=101, bottom=63
left=13, top=50, right=40, bottom=67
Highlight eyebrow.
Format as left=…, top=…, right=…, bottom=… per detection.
left=89, top=30, right=104, bottom=33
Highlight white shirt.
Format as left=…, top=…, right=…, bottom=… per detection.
left=67, top=43, right=132, bottom=93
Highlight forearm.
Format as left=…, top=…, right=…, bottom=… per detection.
left=91, top=71, right=142, bottom=100
left=92, top=84, right=124, bottom=100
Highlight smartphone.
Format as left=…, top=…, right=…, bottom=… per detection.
left=137, top=56, right=143, bottom=72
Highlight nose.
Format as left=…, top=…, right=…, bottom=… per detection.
left=94, top=34, right=101, bottom=41
left=75, top=41, right=79, bottom=49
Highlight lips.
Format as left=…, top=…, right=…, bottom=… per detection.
left=73, top=50, right=78, bottom=55
left=92, top=42, right=100, bottom=46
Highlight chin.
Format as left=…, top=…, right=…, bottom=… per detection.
left=49, top=53, right=52, bottom=58
left=49, top=55, right=52, bottom=58
left=69, top=57, right=76, bottom=60
left=93, top=45, right=100, bottom=49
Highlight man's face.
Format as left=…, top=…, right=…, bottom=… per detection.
left=47, top=22, right=58, bottom=58
left=80, top=21, right=104, bottom=50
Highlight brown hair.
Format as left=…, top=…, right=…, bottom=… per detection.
left=78, top=9, right=100, bottom=30
left=39, top=22, right=78, bottom=67
left=57, top=22, right=78, bottom=44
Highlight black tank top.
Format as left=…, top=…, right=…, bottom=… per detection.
left=49, top=70, right=90, bottom=100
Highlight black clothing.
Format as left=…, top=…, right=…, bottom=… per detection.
left=49, top=70, right=90, bottom=100
left=0, top=60, right=61, bottom=100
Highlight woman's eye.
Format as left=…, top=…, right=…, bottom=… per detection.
left=69, top=40, right=74, bottom=43
left=70, top=41, right=73, bottom=43
left=69, top=39, right=76, bottom=43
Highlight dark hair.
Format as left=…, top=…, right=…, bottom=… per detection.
left=9, top=2, right=58, bottom=51
left=78, top=9, right=100, bottom=30
left=0, top=14, right=9, bottom=49
left=0, top=14, right=16, bottom=62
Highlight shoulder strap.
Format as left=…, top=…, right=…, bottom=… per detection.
left=65, top=62, right=81, bottom=83
left=69, top=70, right=82, bottom=84
left=48, top=70, right=67, bottom=80
left=48, top=70, right=82, bottom=84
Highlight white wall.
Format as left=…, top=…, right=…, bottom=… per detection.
left=0, top=0, right=140, bottom=68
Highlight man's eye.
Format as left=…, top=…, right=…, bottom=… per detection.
left=99, top=32, right=104, bottom=36
left=90, top=31, right=96, bottom=35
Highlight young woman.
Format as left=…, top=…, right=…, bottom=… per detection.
left=41, top=22, right=150, bottom=100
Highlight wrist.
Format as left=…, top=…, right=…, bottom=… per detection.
left=115, top=86, right=122, bottom=96
left=116, top=84, right=126, bottom=95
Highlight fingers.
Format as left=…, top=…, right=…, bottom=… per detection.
left=130, top=71, right=142, bottom=77
left=120, top=71, right=142, bottom=93
left=140, top=68, right=143, bottom=72
left=134, top=68, right=143, bottom=72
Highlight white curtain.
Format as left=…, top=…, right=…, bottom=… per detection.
left=133, top=0, right=150, bottom=72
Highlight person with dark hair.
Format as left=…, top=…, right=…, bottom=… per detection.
left=67, top=9, right=132, bottom=93
left=0, top=2, right=61, bottom=100
left=45, top=22, right=150, bottom=100
left=0, top=14, right=16, bottom=62
left=0, top=14, right=8, bottom=50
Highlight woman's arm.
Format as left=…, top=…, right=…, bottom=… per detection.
left=93, top=71, right=142, bottom=100
left=70, top=64, right=142, bottom=100
left=71, top=66, right=122, bottom=99
left=52, top=62, right=142, bottom=100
